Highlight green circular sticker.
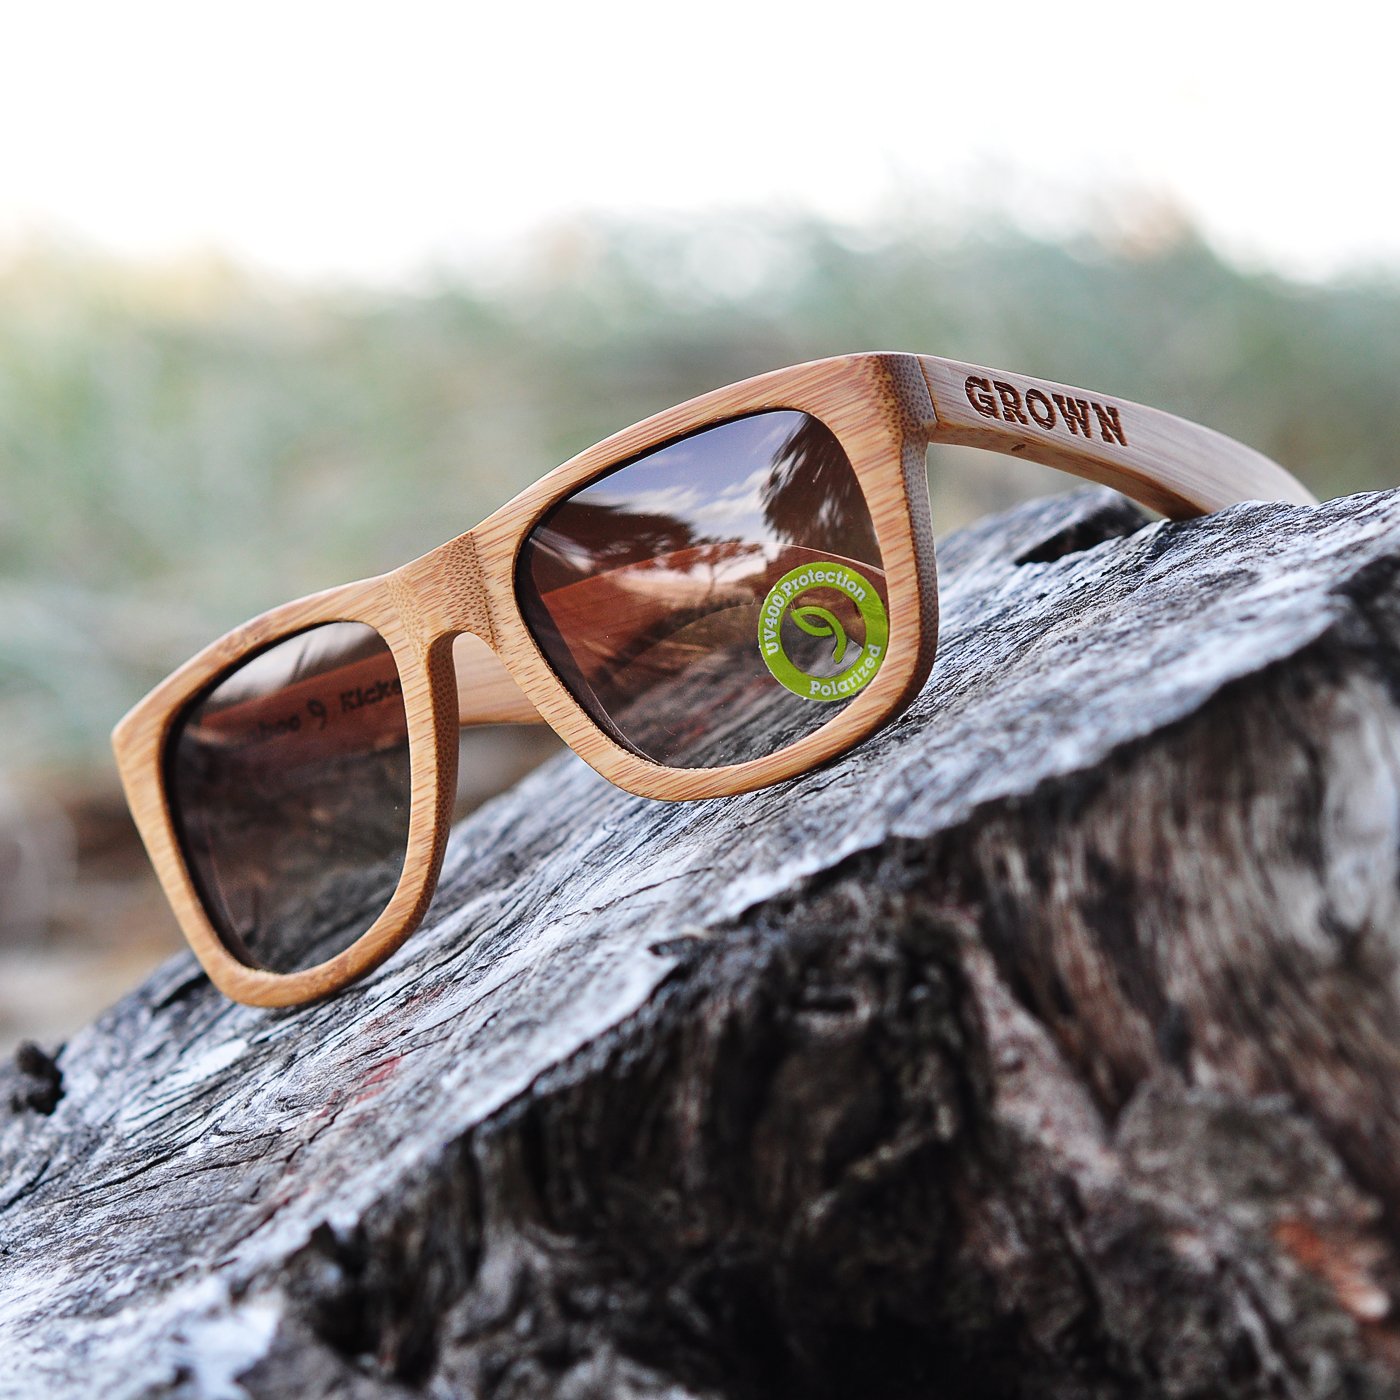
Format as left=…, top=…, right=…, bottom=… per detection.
left=758, top=561, right=888, bottom=702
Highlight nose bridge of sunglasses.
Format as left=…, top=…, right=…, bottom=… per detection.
left=393, top=531, right=545, bottom=729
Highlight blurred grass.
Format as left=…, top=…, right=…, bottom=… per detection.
left=2, top=212, right=1398, bottom=782
left=2, top=210, right=1398, bottom=1048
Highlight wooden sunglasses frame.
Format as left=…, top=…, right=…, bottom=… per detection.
left=112, top=352, right=1317, bottom=1007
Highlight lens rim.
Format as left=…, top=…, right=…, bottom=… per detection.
left=165, top=620, right=417, bottom=974
left=112, top=353, right=939, bottom=1007
left=485, top=354, right=939, bottom=799
left=114, top=582, right=460, bottom=1008
left=512, top=407, right=889, bottom=769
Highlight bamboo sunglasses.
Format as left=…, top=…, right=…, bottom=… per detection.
left=113, top=353, right=1317, bottom=1006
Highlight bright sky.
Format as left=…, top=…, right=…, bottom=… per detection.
left=1, top=0, right=1396, bottom=285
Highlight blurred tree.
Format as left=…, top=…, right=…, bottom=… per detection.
left=1, top=216, right=1397, bottom=780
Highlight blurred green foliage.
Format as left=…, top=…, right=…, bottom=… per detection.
left=2, top=215, right=1397, bottom=779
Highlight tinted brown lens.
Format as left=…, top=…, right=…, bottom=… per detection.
left=517, top=411, right=885, bottom=768
left=167, top=622, right=411, bottom=974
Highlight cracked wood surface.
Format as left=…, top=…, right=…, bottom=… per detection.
left=4, top=486, right=1400, bottom=1397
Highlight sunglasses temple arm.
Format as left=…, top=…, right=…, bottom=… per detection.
left=916, top=355, right=1318, bottom=518
left=454, top=633, right=545, bottom=727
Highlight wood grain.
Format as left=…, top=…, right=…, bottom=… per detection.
left=12, top=486, right=1397, bottom=1397
left=919, top=354, right=1318, bottom=516
left=110, top=353, right=1315, bottom=1006
left=110, top=353, right=939, bottom=1006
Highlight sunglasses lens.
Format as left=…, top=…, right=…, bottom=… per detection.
left=166, top=622, right=412, bottom=974
left=517, top=410, right=886, bottom=768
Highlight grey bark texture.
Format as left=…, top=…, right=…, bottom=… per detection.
left=4, top=486, right=1400, bottom=1399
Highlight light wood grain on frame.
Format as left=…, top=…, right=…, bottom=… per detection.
left=918, top=356, right=1317, bottom=517
left=112, top=351, right=1316, bottom=1006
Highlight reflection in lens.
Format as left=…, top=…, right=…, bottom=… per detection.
left=167, top=622, right=412, bottom=974
left=516, top=411, right=886, bottom=768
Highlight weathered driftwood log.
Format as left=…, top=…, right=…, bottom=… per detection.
left=4, top=486, right=1400, bottom=1399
